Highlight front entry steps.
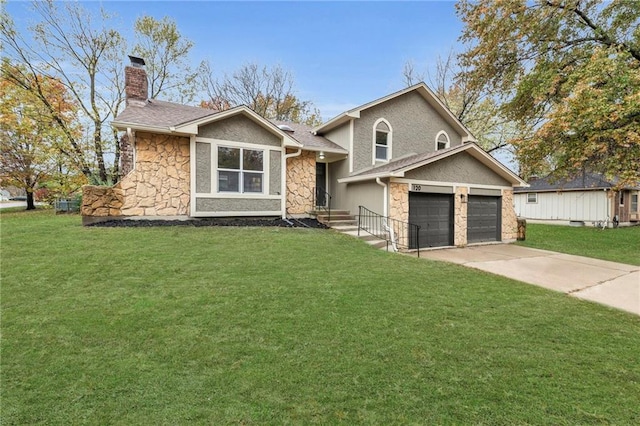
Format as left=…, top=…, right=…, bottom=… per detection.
left=311, top=210, right=392, bottom=252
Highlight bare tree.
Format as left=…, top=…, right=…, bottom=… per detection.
left=200, top=61, right=322, bottom=125
left=1, top=1, right=124, bottom=182
left=403, top=51, right=523, bottom=155
left=132, top=16, right=199, bottom=104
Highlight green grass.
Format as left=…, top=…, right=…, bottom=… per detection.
left=516, top=223, right=640, bottom=266
left=2, top=210, right=639, bottom=424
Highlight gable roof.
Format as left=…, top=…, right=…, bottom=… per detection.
left=313, top=82, right=476, bottom=142
left=113, top=99, right=217, bottom=130
left=338, top=143, right=527, bottom=187
left=112, top=102, right=302, bottom=148
left=271, top=121, right=347, bottom=154
left=514, top=172, right=639, bottom=192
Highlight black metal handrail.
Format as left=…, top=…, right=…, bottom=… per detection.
left=357, top=205, right=421, bottom=257
left=313, top=187, right=332, bottom=223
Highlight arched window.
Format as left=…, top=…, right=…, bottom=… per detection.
left=436, top=131, right=450, bottom=150
left=373, top=119, right=392, bottom=162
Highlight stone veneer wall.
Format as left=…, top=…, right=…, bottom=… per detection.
left=82, top=132, right=190, bottom=219
left=389, top=182, right=408, bottom=224
left=82, top=185, right=123, bottom=217
left=501, top=189, right=518, bottom=241
left=286, top=150, right=316, bottom=215
left=454, top=187, right=469, bottom=247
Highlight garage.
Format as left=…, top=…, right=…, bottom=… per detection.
left=467, top=195, right=501, bottom=243
left=409, top=192, right=454, bottom=248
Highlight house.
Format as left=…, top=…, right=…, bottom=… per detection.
left=514, top=173, right=640, bottom=225
left=82, top=56, right=527, bottom=248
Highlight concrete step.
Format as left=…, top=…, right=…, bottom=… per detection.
left=326, top=219, right=358, bottom=227
left=317, top=214, right=356, bottom=222
left=309, top=209, right=351, bottom=217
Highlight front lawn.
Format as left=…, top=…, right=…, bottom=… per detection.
left=2, top=211, right=639, bottom=424
left=517, top=223, right=640, bottom=266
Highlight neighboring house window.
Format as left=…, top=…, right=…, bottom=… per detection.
left=436, top=131, right=450, bottom=150
left=374, top=119, right=392, bottom=162
left=218, top=146, right=264, bottom=193
left=527, top=193, right=537, bottom=203
left=631, top=193, right=638, bottom=212
left=619, top=192, right=625, bottom=205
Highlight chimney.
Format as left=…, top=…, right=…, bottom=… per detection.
left=125, top=55, right=148, bottom=106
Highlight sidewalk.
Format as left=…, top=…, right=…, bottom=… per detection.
left=416, top=244, right=640, bottom=316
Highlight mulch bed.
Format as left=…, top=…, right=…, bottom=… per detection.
left=88, top=217, right=327, bottom=229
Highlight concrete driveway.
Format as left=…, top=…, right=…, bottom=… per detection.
left=416, top=244, right=640, bottom=316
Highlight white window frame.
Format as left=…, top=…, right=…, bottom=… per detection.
left=631, top=193, right=638, bottom=212
left=527, top=193, right=537, bottom=204
left=372, top=118, right=392, bottom=164
left=216, top=145, right=265, bottom=195
left=435, top=130, right=450, bottom=151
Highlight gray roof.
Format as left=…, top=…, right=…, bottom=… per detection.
left=351, top=145, right=462, bottom=177
left=514, top=172, right=632, bottom=192
left=272, top=121, right=348, bottom=153
left=113, top=99, right=217, bottom=128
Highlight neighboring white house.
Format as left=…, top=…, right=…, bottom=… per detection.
left=514, top=173, right=640, bottom=225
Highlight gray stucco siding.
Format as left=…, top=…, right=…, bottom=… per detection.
left=195, top=197, right=281, bottom=213
left=198, top=114, right=281, bottom=147
left=270, top=150, right=281, bottom=195
left=404, top=152, right=511, bottom=186
left=195, top=142, right=211, bottom=193
left=328, top=159, right=350, bottom=210
left=343, top=181, right=384, bottom=217
left=352, top=91, right=463, bottom=173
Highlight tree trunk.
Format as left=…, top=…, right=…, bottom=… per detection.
left=26, top=190, right=36, bottom=210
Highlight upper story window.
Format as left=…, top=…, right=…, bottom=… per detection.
left=374, top=119, right=392, bottom=162
left=218, top=146, right=264, bottom=193
left=436, top=131, right=450, bottom=150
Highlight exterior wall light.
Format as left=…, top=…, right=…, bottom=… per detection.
left=319, top=151, right=325, bottom=160
left=460, top=193, right=467, bottom=203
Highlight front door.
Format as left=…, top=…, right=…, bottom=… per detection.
left=315, top=162, right=327, bottom=207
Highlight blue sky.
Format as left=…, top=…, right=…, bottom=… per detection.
left=7, top=0, right=466, bottom=120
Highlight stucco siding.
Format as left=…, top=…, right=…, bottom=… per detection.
left=195, top=197, right=280, bottom=213
left=328, top=159, right=350, bottom=211
left=514, top=191, right=611, bottom=221
left=198, top=114, right=281, bottom=147
left=343, top=181, right=384, bottom=216
left=270, top=150, right=281, bottom=195
left=195, top=142, right=211, bottom=193
left=404, top=152, right=511, bottom=186
left=352, top=91, right=463, bottom=173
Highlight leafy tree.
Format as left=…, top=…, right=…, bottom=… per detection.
left=200, top=62, right=322, bottom=126
left=1, top=1, right=124, bottom=183
left=1, top=2, right=199, bottom=183
left=0, top=69, right=81, bottom=210
left=457, top=0, right=640, bottom=186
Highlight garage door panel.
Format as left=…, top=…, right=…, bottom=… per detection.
left=409, top=193, right=453, bottom=248
left=467, top=195, right=501, bottom=243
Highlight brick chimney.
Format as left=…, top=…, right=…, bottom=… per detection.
left=125, top=55, right=148, bottom=106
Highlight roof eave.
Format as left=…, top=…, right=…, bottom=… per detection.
left=111, top=121, right=188, bottom=135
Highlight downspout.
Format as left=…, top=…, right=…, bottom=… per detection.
left=376, top=177, right=388, bottom=217
left=282, top=149, right=302, bottom=219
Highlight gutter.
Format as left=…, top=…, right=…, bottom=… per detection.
left=376, top=177, right=388, bottom=217
left=282, top=149, right=302, bottom=218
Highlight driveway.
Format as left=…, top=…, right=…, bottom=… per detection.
left=416, top=244, right=640, bottom=316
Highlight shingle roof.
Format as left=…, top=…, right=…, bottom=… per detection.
left=113, top=100, right=217, bottom=129
left=350, top=145, right=462, bottom=177
left=514, top=172, right=619, bottom=192
left=271, top=121, right=348, bottom=153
